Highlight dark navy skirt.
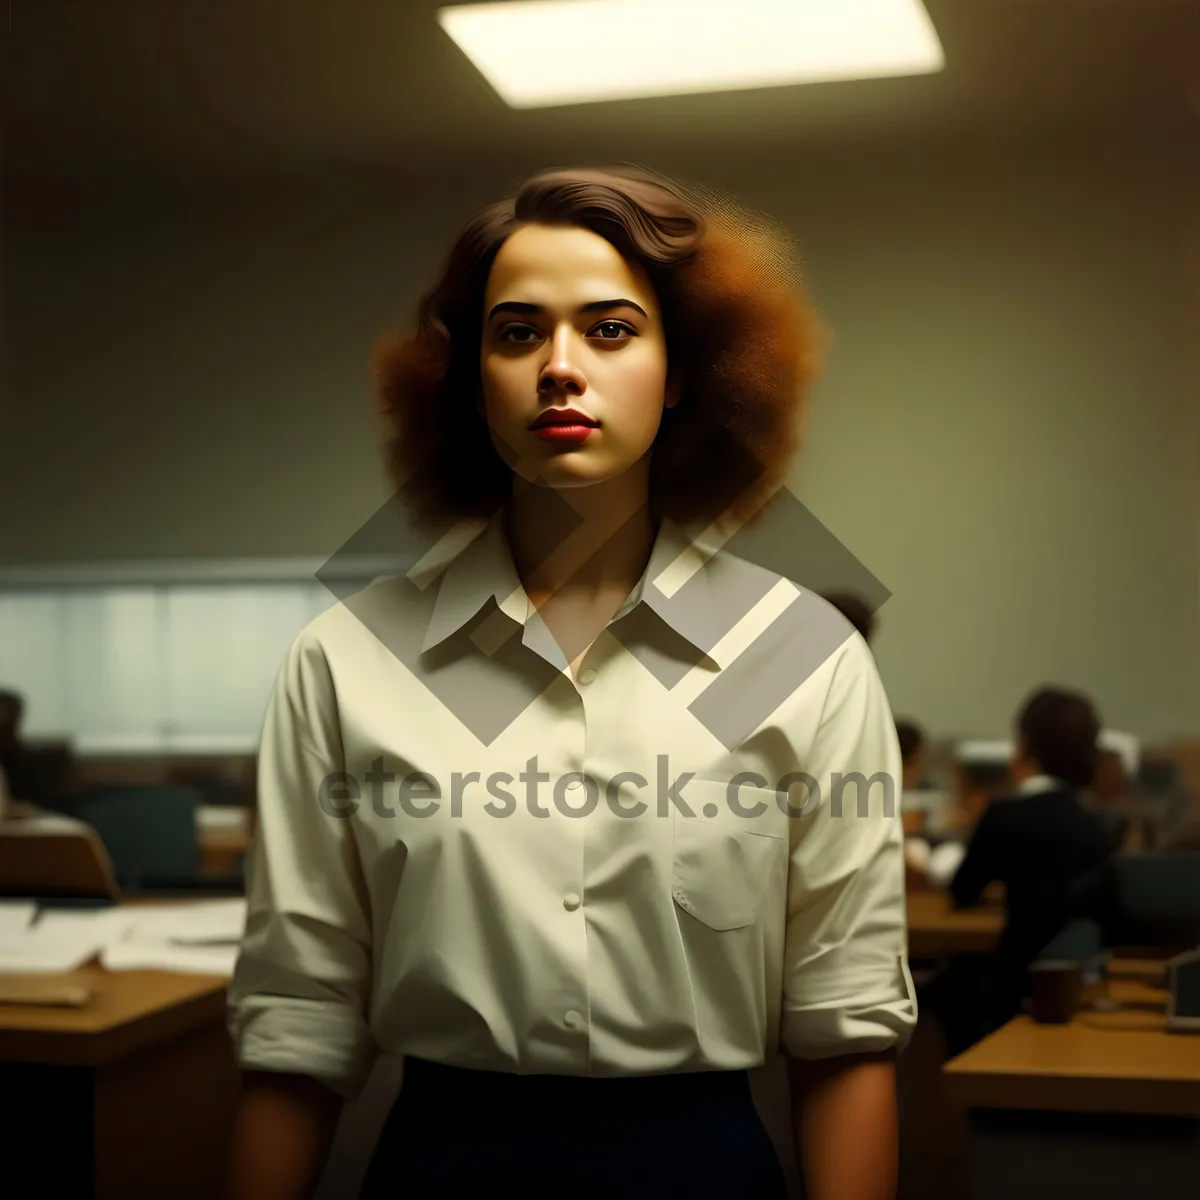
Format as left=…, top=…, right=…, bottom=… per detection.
left=359, top=1056, right=792, bottom=1198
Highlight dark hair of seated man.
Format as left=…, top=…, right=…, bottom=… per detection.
left=1015, top=686, right=1101, bottom=788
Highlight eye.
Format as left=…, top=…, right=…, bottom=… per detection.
left=499, top=323, right=541, bottom=344
left=590, top=320, right=635, bottom=341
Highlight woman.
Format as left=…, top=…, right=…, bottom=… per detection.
left=227, top=166, right=915, bottom=1200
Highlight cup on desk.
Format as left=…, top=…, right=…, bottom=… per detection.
left=1028, top=960, right=1084, bottom=1023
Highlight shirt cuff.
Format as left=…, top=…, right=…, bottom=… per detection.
left=780, top=956, right=918, bottom=1060
left=928, top=842, right=966, bottom=890
left=229, top=995, right=376, bottom=1101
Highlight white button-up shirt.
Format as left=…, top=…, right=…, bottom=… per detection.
left=228, top=514, right=916, bottom=1099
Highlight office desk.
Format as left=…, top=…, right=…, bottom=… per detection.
left=944, top=977, right=1200, bottom=1199
left=0, top=965, right=237, bottom=1199
left=945, top=976, right=1199, bottom=1116
left=906, top=890, right=1004, bottom=958
left=197, top=806, right=252, bottom=877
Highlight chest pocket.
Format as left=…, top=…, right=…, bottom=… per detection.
left=670, top=780, right=786, bottom=932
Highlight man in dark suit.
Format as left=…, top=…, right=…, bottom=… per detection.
left=951, top=686, right=1116, bottom=1033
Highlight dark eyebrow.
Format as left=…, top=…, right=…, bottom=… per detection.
left=487, top=298, right=649, bottom=322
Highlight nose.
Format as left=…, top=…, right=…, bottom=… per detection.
left=538, top=323, right=587, bottom=397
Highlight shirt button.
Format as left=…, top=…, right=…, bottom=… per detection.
left=564, top=1010, right=584, bottom=1030
left=563, top=892, right=581, bottom=911
left=578, top=668, right=597, bottom=685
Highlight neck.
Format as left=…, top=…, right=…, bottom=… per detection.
left=1010, top=759, right=1043, bottom=786
left=505, top=458, right=656, bottom=605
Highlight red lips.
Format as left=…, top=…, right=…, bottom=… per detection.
left=529, top=408, right=598, bottom=429
left=529, top=408, right=598, bottom=446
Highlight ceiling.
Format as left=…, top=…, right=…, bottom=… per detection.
left=4, top=0, right=1199, bottom=182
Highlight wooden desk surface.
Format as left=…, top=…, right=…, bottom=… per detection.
left=906, top=890, right=1004, bottom=957
left=0, top=964, right=228, bottom=1067
left=944, top=977, right=1200, bottom=1117
left=200, top=826, right=252, bottom=858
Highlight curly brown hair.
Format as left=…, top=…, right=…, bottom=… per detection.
left=373, top=165, right=824, bottom=532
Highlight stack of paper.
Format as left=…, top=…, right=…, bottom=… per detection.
left=0, top=901, right=36, bottom=937
left=0, top=908, right=136, bottom=974
left=123, top=899, right=247, bottom=944
left=196, top=806, right=250, bottom=833
left=0, top=936, right=99, bottom=974
left=0, top=900, right=248, bottom=977
left=99, top=899, right=247, bottom=976
left=100, top=940, right=241, bottom=975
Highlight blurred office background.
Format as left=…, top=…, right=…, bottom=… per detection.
left=3, top=5, right=1198, bottom=759
left=1, top=3, right=1199, bottom=1197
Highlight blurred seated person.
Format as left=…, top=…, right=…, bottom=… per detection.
left=0, top=691, right=80, bottom=816
left=949, top=685, right=1115, bottom=1032
left=898, top=718, right=927, bottom=838
left=940, top=757, right=1009, bottom=833
left=906, top=757, right=1007, bottom=890
left=0, top=690, right=45, bottom=808
left=1097, top=728, right=1140, bottom=781
left=1087, top=747, right=1138, bottom=848
left=904, top=742, right=1002, bottom=883
left=897, top=718, right=954, bottom=843
left=897, top=719, right=926, bottom=790
left=1091, top=746, right=1132, bottom=803
left=903, top=833, right=968, bottom=890
left=821, top=591, right=875, bottom=646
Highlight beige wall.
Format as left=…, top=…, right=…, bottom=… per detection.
left=2, top=142, right=1198, bottom=742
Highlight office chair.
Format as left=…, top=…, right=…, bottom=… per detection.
left=1103, top=851, right=1200, bottom=952
left=60, top=784, right=209, bottom=892
left=1036, top=918, right=1104, bottom=964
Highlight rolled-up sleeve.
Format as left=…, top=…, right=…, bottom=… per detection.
left=780, top=634, right=917, bottom=1060
left=227, top=629, right=375, bottom=1100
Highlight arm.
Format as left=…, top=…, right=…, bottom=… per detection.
left=949, top=805, right=1002, bottom=909
left=226, top=631, right=374, bottom=1199
left=228, top=1072, right=343, bottom=1200
left=787, top=1052, right=899, bottom=1200
left=781, top=632, right=916, bottom=1200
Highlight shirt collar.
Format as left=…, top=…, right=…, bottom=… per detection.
left=420, top=513, right=528, bottom=655
left=1016, top=774, right=1065, bottom=796
left=612, top=517, right=728, bottom=669
left=421, top=511, right=729, bottom=669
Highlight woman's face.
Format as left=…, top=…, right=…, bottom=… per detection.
left=479, top=223, right=677, bottom=490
